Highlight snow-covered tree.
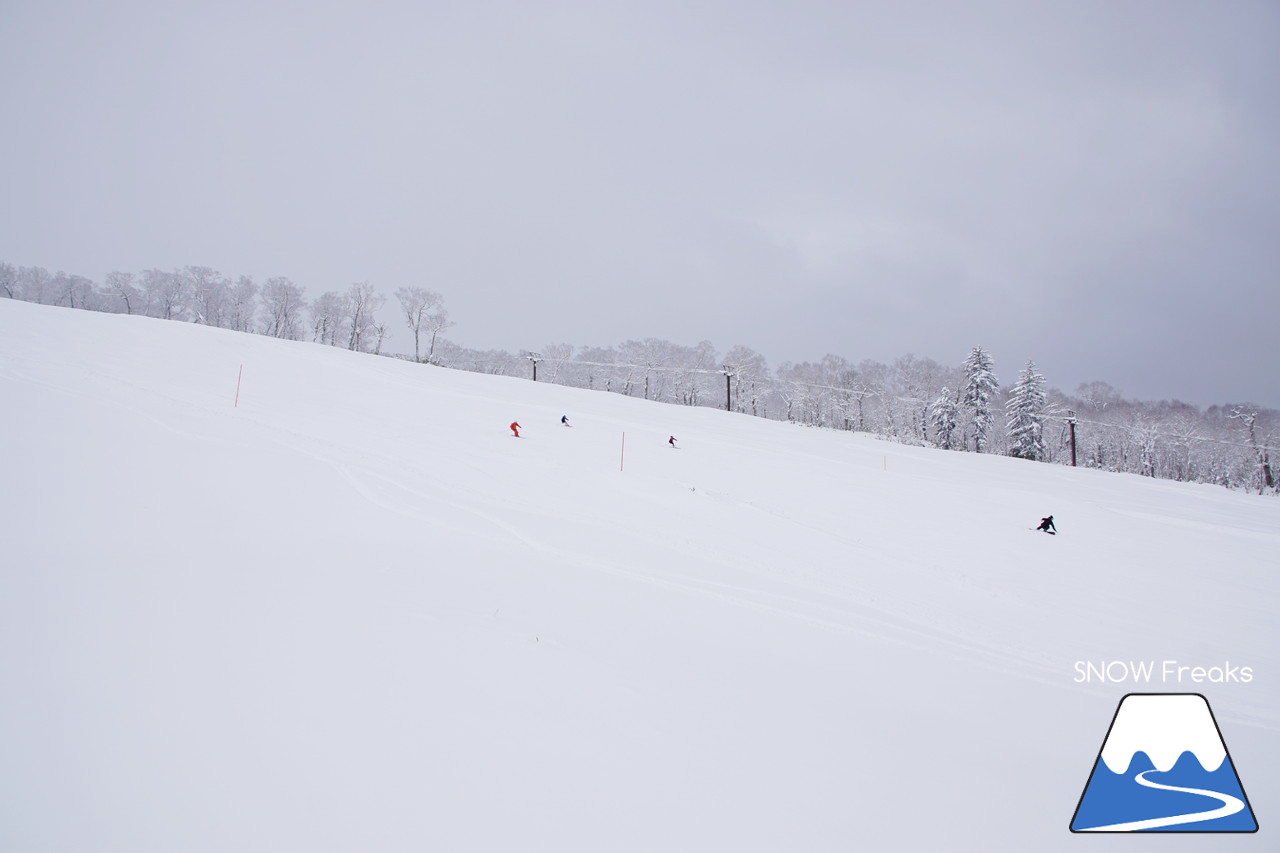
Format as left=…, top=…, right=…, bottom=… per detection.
left=573, top=345, right=620, bottom=392
left=261, top=277, right=306, bottom=340
left=344, top=282, right=384, bottom=352
left=1005, top=360, right=1047, bottom=460
left=395, top=287, right=449, bottom=363
left=1075, top=381, right=1122, bottom=412
left=884, top=354, right=952, bottom=444
left=421, top=309, right=452, bottom=362
left=140, top=268, right=190, bottom=320
left=617, top=338, right=675, bottom=401
left=962, top=346, right=998, bottom=453
left=17, top=266, right=55, bottom=304
left=52, top=272, right=97, bottom=310
left=535, top=343, right=577, bottom=384
left=1230, top=406, right=1277, bottom=493
left=775, top=360, right=829, bottom=426
left=186, top=266, right=228, bottom=327
left=310, top=291, right=346, bottom=346
left=723, top=344, right=770, bottom=416
left=826, top=355, right=864, bottom=432
left=227, top=276, right=259, bottom=333
left=930, top=388, right=961, bottom=450
left=1126, top=414, right=1161, bottom=478
left=1164, top=413, right=1203, bottom=482
left=104, top=271, right=140, bottom=314
left=668, top=340, right=718, bottom=407
left=0, top=263, right=15, bottom=299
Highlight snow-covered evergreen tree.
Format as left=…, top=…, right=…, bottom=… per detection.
left=962, top=346, right=998, bottom=453
left=930, top=388, right=960, bottom=450
left=1006, top=360, right=1047, bottom=460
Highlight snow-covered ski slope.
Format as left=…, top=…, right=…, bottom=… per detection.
left=2, top=299, right=1276, bottom=851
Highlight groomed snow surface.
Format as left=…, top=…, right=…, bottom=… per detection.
left=2, top=299, right=1276, bottom=851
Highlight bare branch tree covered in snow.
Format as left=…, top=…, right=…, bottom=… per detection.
left=310, top=291, right=347, bottom=346
left=51, top=272, right=98, bottom=311
left=395, top=287, right=451, bottom=363
left=227, top=276, right=259, bottom=333
left=16, top=266, right=55, bottom=304
left=344, top=282, right=384, bottom=353
left=575, top=345, right=619, bottom=392
left=140, top=269, right=192, bottom=321
left=0, top=263, right=15, bottom=299
left=723, top=345, right=770, bottom=417
left=186, top=266, right=228, bottom=327
left=261, top=277, right=306, bottom=340
left=104, top=271, right=140, bottom=315
left=1230, top=406, right=1277, bottom=493
left=537, top=343, right=576, bottom=384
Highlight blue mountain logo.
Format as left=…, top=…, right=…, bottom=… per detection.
left=1071, top=693, right=1258, bottom=832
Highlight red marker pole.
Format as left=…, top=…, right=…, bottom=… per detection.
left=235, top=365, right=243, bottom=408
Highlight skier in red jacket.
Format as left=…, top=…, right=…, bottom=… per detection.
left=510, top=422, right=521, bottom=437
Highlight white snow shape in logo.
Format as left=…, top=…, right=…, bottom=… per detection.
left=1099, top=694, right=1225, bottom=774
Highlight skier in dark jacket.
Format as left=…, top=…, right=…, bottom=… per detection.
left=1037, top=515, right=1056, bottom=534
left=668, top=435, right=677, bottom=448
left=561, top=415, right=570, bottom=426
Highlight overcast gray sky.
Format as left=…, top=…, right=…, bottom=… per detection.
left=3, top=0, right=1277, bottom=406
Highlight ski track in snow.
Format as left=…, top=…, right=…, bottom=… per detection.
left=313, top=426, right=1061, bottom=685
left=330, top=461, right=552, bottom=553
left=333, top=448, right=1069, bottom=685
